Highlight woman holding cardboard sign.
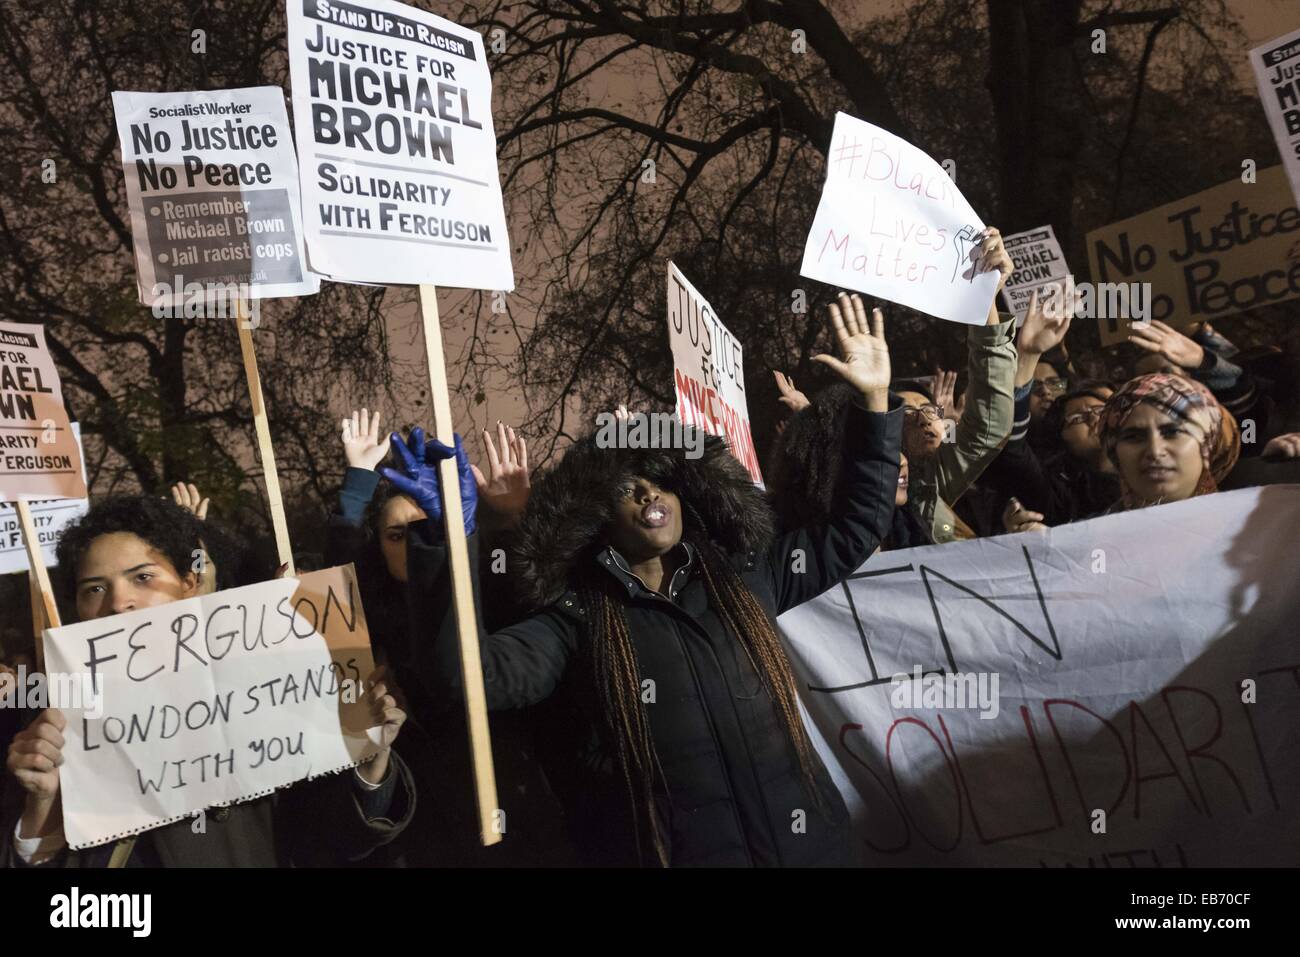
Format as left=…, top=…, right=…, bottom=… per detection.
left=393, top=294, right=901, bottom=867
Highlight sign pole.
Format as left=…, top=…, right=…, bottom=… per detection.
left=235, top=300, right=295, bottom=576
left=419, top=283, right=501, bottom=847
left=16, top=499, right=60, bottom=671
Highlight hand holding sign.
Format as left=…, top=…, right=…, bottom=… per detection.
left=813, top=292, right=891, bottom=412
left=357, top=665, right=406, bottom=785
left=6, top=707, right=66, bottom=844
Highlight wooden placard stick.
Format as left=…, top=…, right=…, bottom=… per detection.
left=418, top=283, right=501, bottom=846
left=16, top=499, right=60, bottom=672
left=234, top=300, right=295, bottom=577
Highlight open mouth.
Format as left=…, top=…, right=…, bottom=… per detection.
left=641, top=502, right=671, bottom=528
left=898, top=473, right=909, bottom=488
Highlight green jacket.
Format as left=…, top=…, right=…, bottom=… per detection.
left=911, top=316, right=1017, bottom=543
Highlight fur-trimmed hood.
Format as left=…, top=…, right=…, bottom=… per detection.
left=511, top=421, right=774, bottom=612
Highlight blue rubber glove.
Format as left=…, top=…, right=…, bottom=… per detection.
left=380, top=428, right=477, bottom=535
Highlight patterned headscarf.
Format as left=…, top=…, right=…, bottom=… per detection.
left=1098, top=373, right=1239, bottom=507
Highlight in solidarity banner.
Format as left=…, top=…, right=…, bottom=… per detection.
left=666, top=263, right=763, bottom=485
left=999, top=225, right=1070, bottom=326
left=44, top=565, right=380, bottom=849
left=800, top=112, right=997, bottom=325
left=778, top=486, right=1300, bottom=866
left=1251, top=27, right=1300, bottom=206
left=286, top=0, right=515, bottom=289
left=0, top=321, right=87, bottom=501
left=0, top=424, right=88, bottom=575
left=1086, top=165, right=1300, bottom=346
left=111, top=87, right=320, bottom=309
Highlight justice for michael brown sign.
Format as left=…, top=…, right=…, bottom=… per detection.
left=0, top=424, right=88, bottom=575
left=999, top=225, right=1070, bottom=325
left=1251, top=26, right=1300, bottom=205
left=800, top=112, right=998, bottom=326
left=0, top=321, right=87, bottom=502
left=112, top=87, right=321, bottom=309
left=287, top=0, right=515, bottom=289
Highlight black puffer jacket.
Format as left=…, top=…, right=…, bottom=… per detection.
left=408, top=398, right=903, bottom=866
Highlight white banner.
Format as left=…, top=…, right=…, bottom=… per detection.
left=666, top=262, right=762, bottom=484
left=44, top=565, right=380, bottom=849
left=1251, top=27, right=1300, bottom=205
left=287, top=0, right=514, bottom=290
left=800, top=112, right=997, bottom=325
left=778, top=487, right=1300, bottom=866
left=111, top=87, right=321, bottom=308
left=0, top=424, right=87, bottom=574
left=999, top=225, right=1070, bottom=326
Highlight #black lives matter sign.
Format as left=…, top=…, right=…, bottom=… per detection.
left=287, top=0, right=514, bottom=289
left=112, top=87, right=320, bottom=309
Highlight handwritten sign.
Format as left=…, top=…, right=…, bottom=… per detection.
left=778, top=487, right=1300, bottom=866
left=1086, top=166, right=1300, bottom=345
left=287, top=0, right=514, bottom=289
left=43, top=565, right=379, bottom=849
left=112, top=87, right=320, bottom=309
left=800, top=112, right=997, bottom=325
left=0, top=321, right=87, bottom=502
left=666, top=263, right=762, bottom=484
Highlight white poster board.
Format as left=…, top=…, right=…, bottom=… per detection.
left=1251, top=27, right=1300, bottom=205
left=112, top=87, right=320, bottom=308
left=999, top=225, right=1070, bottom=326
left=286, top=0, right=514, bottom=289
left=778, top=487, right=1300, bottom=866
left=0, top=322, right=87, bottom=501
left=800, top=112, right=997, bottom=325
left=666, top=263, right=762, bottom=484
left=44, top=565, right=380, bottom=849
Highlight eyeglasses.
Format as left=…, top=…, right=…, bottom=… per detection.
left=1033, top=377, right=1068, bottom=397
left=1062, top=407, right=1104, bottom=429
left=903, top=403, right=944, bottom=422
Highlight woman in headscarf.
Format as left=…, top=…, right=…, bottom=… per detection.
left=395, top=294, right=903, bottom=867
left=1096, top=372, right=1240, bottom=510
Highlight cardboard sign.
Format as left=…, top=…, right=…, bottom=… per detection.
left=999, top=225, right=1070, bottom=326
left=112, top=87, right=320, bottom=308
left=666, top=263, right=763, bottom=484
left=1086, top=165, right=1300, bottom=345
left=0, top=322, right=87, bottom=501
left=0, top=424, right=88, bottom=575
left=44, top=565, right=380, bottom=849
left=800, top=112, right=997, bottom=325
left=778, top=487, right=1300, bottom=866
left=1251, top=27, right=1300, bottom=205
left=287, top=0, right=514, bottom=289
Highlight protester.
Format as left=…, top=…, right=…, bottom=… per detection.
left=1095, top=373, right=1241, bottom=511
left=1, top=495, right=414, bottom=867
left=891, top=227, right=1017, bottom=543
left=390, top=293, right=902, bottom=866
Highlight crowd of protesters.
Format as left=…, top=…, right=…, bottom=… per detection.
left=3, top=225, right=1298, bottom=867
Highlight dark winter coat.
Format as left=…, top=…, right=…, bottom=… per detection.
left=407, top=397, right=903, bottom=866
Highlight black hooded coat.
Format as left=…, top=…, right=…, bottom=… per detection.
left=406, top=397, right=903, bottom=866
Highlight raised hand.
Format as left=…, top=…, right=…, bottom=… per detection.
left=380, top=428, right=477, bottom=535
left=1127, top=320, right=1205, bottom=370
left=1003, top=497, right=1048, bottom=535
left=931, top=368, right=958, bottom=420
left=1018, top=288, right=1073, bottom=358
left=171, top=482, right=210, bottom=521
left=812, top=292, right=890, bottom=411
left=471, top=421, right=531, bottom=531
left=971, top=226, right=1014, bottom=291
left=1262, top=432, right=1300, bottom=461
left=773, top=370, right=811, bottom=413
left=341, top=407, right=391, bottom=471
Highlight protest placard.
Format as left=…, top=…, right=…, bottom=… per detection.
left=1251, top=27, right=1300, bottom=206
left=0, top=321, right=87, bottom=502
left=778, top=486, right=1300, bottom=866
left=999, top=225, right=1070, bottom=325
left=1086, top=165, right=1300, bottom=346
left=42, top=564, right=380, bottom=850
left=799, top=112, right=996, bottom=325
left=666, top=263, right=762, bottom=485
left=286, top=0, right=514, bottom=290
left=0, top=424, right=87, bottom=575
left=112, top=87, right=320, bottom=310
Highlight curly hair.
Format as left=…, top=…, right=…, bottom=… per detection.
left=766, top=382, right=859, bottom=530
left=54, top=495, right=224, bottom=605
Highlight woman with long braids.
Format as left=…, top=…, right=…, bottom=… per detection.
left=389, top=293, right=902, bottom=867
